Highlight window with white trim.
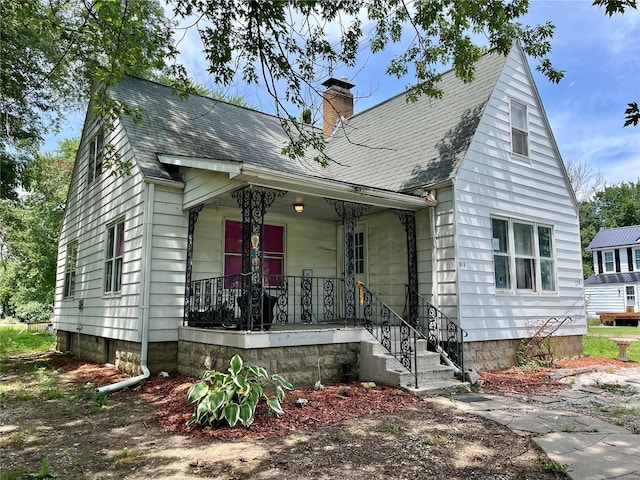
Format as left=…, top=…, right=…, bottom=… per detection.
left=104, top=220, right=125, bottom=293
left=492, top=217, right=557, bottom=293
left=63, top=242, right=78, bottom=298
left=603, top=250, right=615, bottom=273
left=634, top=249, right=640, bottom=271
left=87, top=132, right=104, bottom=184
left=510, top=101, right=529, bottom=157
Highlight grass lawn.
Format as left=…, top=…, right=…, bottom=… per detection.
left=0, top=324, right=56, bottom=361
left=584, top=325, right=640, bottom=362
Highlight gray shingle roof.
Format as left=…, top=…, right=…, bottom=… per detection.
left=108, top=47, right=509, bottom=191
left=109, top=77, right=326, bottom=181
left=587, top=225, right=640, bottom=250
left=322, top=49, right=508, bottom=191
left=585, top=272, right=640, bottom=285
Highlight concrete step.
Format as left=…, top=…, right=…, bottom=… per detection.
left=360, top=339, right=462, bottom=393
left=401, top=379, right=469, bottom=397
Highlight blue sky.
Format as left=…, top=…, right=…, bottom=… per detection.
left=45, top=1, right=639, bottom=186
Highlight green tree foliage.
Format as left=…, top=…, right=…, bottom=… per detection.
left=580, top=180, right=640, bottom=278
left=2, top=0, right=636, bottom=186
left=0, top=139, right=76, bottom=314
left=1, top=0, right=178, bottom=198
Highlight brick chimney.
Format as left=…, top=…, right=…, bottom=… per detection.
left=322, top=77, right=355, bottom=140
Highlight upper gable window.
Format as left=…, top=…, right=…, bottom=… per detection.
left=87, top=132, right=104, bottom=184
left=603, top=251, right=615, bottom=273
left=510, top=101, right=529, bottom=157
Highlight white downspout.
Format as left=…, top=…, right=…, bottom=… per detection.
left=430, top=204, right=439, bottom=309
left=99, top=182, right=154, bottom=393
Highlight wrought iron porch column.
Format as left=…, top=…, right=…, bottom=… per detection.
left=231, top=186, right=286, bottom=329
left=326, top=199, right=370, bottom=321
left=395, top=210, right=419, bottom=327
left=184, top=204, right=204, bottom=323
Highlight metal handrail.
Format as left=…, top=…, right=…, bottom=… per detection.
left=406, top=285, right=467, bottom=377
left=359, top=282, right=421, bottom=388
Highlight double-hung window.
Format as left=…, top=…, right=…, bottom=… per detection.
left=603, top=251, right=615, bottom=273
left=63, top=242, right=78, bottom=298
left=492, top=217, right=556, bottom=293
left=510, top=101, right=529, bottom=157
left=104, top=220, right=125, bottom=293
left=87, top=132, right=104, bottom=184
left=634, top=249, right=640, bottom=271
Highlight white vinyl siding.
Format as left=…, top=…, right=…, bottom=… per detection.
left=54, top=114, right=146, bottom=342
left=454, top=45, right=585, bottom=342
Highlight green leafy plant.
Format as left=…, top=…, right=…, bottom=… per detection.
left=26, top=458, right=58, bottom=479
left=186, top=354, right=293, bottom=428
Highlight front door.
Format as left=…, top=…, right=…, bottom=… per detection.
left=625, top=285, right=638, bottom=312
left=338, top=223, right=368, bottom=319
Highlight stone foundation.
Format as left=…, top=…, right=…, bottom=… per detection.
left=178, top=340, right=360, bottom=387
left=56, top=331, right=177, bottom=376
left=464, top=335, right=584, bottom=371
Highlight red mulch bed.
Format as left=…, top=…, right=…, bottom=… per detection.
left=54, top=355, right=418, bottom=440
left=480, top=356, right=637, bottom=395
left=53, top=353, right=637, bottom=439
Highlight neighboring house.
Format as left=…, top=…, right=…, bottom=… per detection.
left=584, top=225, right=640, bottom=318
left=54, top=42, right=585, bottom=389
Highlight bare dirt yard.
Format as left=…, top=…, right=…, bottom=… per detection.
left=1, top=352, right=638, bottom=479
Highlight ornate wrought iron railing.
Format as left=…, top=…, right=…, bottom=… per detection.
left=406, top=286, right=467, bottom=376
left=359, top=283, right=421, bottom=388
left=184, top=274, right=345, bottom=330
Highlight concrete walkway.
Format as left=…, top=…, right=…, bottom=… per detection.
left=433, top=387, right=640, bottom=480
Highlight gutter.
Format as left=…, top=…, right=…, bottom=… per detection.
left=98, top=182, right=154, bottom=393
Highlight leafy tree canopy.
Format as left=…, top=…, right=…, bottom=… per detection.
left=0, top=139, right=77, bottom=313
left=1, top=0, right=637, bottom=191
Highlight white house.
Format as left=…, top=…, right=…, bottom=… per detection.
left=584, top=225, right=640, bottom=320
left=54, top=43, right=585, bottom=390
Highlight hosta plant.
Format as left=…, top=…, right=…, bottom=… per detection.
left=186, top=354, right=293, bottom=428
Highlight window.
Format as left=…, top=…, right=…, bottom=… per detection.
left=510, top=101, right=529, bottom=157
left=224, top=220, right=284, bottom=286
left=355, top=231, right=365, bottom=275
left=104, top=220, right=124, bottom=293
left=492, top=217, right=556, bottom=293
left=63, top=242, right=78, bottom=298
left=492, top=218, right=511, bottom=289
left=634, top=249, right=640, bottom=271
left=538, top=226, right=555, bottom=291
left=87, top=132, right=104, bottom=184
left=603, top=251, right=615, bottom=273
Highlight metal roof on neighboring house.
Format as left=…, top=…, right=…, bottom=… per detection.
left=106, top=45, right=510, bottom=191
left=584, top=272, right=640, bottom=285
left=587, top=225, right=640, bottom=250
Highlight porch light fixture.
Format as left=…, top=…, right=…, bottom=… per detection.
left=293, top=203, right=304, bottom=214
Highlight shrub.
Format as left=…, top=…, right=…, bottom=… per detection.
left=186, top=354, right=293, bottom=428
left=14, top=302, right=52, bottom=324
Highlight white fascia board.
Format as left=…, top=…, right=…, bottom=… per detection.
left=239, top=164, right=427, bottom=210
left=158, top=154, right=242, bottom=177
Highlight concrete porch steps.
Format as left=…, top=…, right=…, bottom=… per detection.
left=359, top=338, right=465, bottom=396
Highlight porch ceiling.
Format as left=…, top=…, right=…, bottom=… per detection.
left=210, top=190, right=388, bottom=221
